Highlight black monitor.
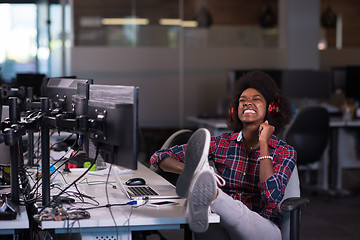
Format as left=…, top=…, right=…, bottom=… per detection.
left=0, top=105, right=10, bottom=166
left=331, top=66, right=360, bottom=101
left=16, top=73, right=46, bottom=98
left=87, top=84, right=139, bottom=170
left=226, top=69, right=332, bottom=107
left=42, top=78, right=93, bottom=113
left=344, top=66, right=360, bottom=101
left=227, top=69, right=282, bottom=96
left=281, top=70, right=331, bottom=100
left=331, top=67, right=347, bottom=93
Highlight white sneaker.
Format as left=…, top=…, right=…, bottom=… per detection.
left=176, top=128, right=225, bottom=198
left=186, top=170, right=217, bottom=233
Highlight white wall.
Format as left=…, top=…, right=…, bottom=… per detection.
left=279, top=0, right=320, bottom=69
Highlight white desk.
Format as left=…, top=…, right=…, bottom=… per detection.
left=329, top=117, right=360, bottom=190
left=37, top=163, right=220, bottom=240
left=0, top=205, right=29, bottom=239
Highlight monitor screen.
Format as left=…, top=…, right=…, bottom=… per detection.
left=227, top=69, right=282, bottom=96
left=16, top=73, right=46, bottom=98
left=344, top=66, right=360, bottom=101
left=331, top=67, right=347, bottom=93
left=42, top=78, right=93, bottom=113
left=280, top=70, right=331, bottom=100
left=226, top=69, right=332, bottom=102
left=87, top=84, right=139, bottom=170
left=0, top=105, right=11, bottom=165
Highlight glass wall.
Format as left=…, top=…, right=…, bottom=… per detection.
left=49, top=3, right=71, bottom=77
left=73, top=0, right=279, bottom=48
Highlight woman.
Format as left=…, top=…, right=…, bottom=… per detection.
left=150, top=71, right=296, bottom=240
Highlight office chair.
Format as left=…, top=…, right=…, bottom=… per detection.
left=150, top=129, right=194, bottom=186
left=283, top=106, right=330, bottom=192
left=280, top=166, right=310, bottom=240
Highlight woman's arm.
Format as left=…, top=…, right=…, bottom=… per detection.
left=158, top=157, right=184, bottom=174
left=150, top=144, right=186, bottom=173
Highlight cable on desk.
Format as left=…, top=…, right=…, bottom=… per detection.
left=104, top=162, right=150, bottom=240
left=105, top=163, right=120, bottom=240
left=28, top=132, right=78, bottom=191
left=37, top=145, right=99, bottom=214
left=71, top=201, right=137, bottom=211
left=78, top=177, right=117, bottom=187
left=29, top=142, right=80, bottom=196
left=33, top=130, right=55, bottom=166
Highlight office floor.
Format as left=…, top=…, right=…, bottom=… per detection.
left=141, top=190, right=360, bottom=240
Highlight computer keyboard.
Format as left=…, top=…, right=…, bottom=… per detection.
left=127, top=186, right=159, bottom=196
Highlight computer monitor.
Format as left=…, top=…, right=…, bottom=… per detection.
left=42, top=78, right=93, bottom=113
left=0, top=105, right=11, bottom=165
left=281, top=70, right=331, bottom=100
left=87, top=84, right=139, bottom=170
left=16, top=73, right=46, bottom=98
left=331, top=67, right=347, bottom=93
left=344, top=66, right=360, bottom=101
left=226, top=69, right=282, bottom=96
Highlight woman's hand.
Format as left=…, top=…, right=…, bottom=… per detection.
left=258, top=120, right=276, bottom=182
left=258, top=120, right=275, bottom=145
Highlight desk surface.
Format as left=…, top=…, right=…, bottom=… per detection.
left=38, top=163, right=219, bottom=232
left=329, top=117, right=360, bottom=127
left=0, top=205, right=29, bottom=234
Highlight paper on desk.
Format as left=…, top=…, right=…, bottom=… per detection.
left=50, top=150, right=68, bottom=160
left=71, top=167, right=133, bottom=176
left=87, top=168, right=111, bottom=176
left=111, top=166, right=134, bottom=175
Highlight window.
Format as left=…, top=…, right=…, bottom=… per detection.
left=0, top=3, right=37, bottom=82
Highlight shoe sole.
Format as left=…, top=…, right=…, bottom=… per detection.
left=187, top=170, right=216, bottom=233
left=176, top=128, right=210, bottom=198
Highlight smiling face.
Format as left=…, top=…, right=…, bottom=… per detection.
left=238, top=88, right=267, bottom=125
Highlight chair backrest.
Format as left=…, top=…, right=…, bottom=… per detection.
left=283, top=106, right=330, bottom=165
left=161, top=129, right=193, bottom=150
left=280, top=165, right=300, bottom=240
left=150, top=129, right=193, bottom=185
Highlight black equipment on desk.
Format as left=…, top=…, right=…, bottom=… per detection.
left=42, top=77, right=93, bottom=113
left=0, top=78, right=140, bottom=210
left=0, top=198, right=17, bottom=220
left=87, top=84, right=139, bottom=170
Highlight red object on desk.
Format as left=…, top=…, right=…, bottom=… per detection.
left=67, top=163, right=78, bottom=169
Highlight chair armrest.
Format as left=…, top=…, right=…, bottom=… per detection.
left=280, top=197, right=310, bottom=212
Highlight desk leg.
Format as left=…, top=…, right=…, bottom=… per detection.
left=318, top=144, right=329, bottom=190
left=330, top=128, right=341, bottom=190
left=184, top=224, right=193, bottom=240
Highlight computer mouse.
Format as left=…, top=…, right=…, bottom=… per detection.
left=125, top=177, right=146, bottom=186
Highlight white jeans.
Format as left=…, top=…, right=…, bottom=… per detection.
left=195, top=189, right=281, bottom=240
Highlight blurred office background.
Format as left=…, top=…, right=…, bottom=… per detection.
left=3, top=0, right=360, bottom=128
left=1, top=1, right=360, bottom=239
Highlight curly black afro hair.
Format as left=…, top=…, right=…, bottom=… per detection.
left=227, top=71, right=292, bottom=134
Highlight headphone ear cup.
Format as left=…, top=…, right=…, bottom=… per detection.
left=268, top=98, right=281, bottom=118
left=228, top=107, right=234, bottom=120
